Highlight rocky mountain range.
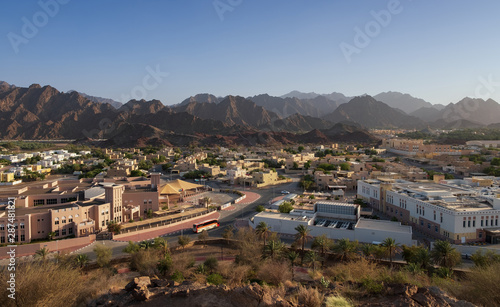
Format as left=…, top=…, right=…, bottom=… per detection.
left=2, top=80, right=500, bottom=147
left=0, top=82, right=377, bottom=147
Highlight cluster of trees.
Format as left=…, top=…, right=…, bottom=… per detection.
left=314, top=149, right=346, bottom=158
left=262, top=159, right=284, bottom=169
left=253, top=222, right=467, bottom=276
left=316, top=163, right=350, bottom=172
left=23, top=155, right=43, bottom=165
left=183, top=170, right=211, bottom=179
left=0, top=141, right=55, bottom=150
left=199, top=154, right=227, bottom=168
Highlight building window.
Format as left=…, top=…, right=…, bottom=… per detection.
left=46, top=199, right=57, bottom=205
left=20, top=234, right=25, bottom=241
left=0, top=224, right=4, bottom=231
left=62, top=229, right=66, bottom=235
left=473, top=220, right=476, bottom=227
left=428, top=223, right=431, bottom=229
left=102, top=221, right=105, bottom=227
left=420, top=220, right=424, bottom=226
left=55, top=230, right=59, bottom=236
left=486, top=220, right=489, bottom=226
left=20, top=223, right=24, bottom=229
left=468, top=221, right=471, bottom=227
left=0, top=236, right=4, bottom=243
left=69, top=227, right=73, bottom=234
left=479, top=232, right=483, bottom=238
left=463, top=221, right=466, bottom=228
left=14, top=223, right=18, bottom=229
left=34, top=199, right=45, bottom=206
left=481, top=220, right=484, bottom=227
left=435, top=226, right=438, bottom=232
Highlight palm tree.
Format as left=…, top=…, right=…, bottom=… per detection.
left=154, top=237, right=169, bottom=256
left=48, top=231, right=56, bottom=240
left=381, top=238, right=400, bottom=266
left=294, top=224, right=311, bottom=263
left=255, top=222, right=271, bottom=248
left=263, top=240, right=285, bottom=260
left=75, top=254, right=89, bottom=269
left=140, top=240, right=154, bottom=249
left=431, top=240, right=461, bottom=269
left=287, top=251, right=299, bottom=281
left=311, top=234, right=331, bottom=265
left=360, top=244, right=376, bottom=261
left=203, top=197, right=211, bottom=208
left=332, top=238, right=359, bottom=261
left=35, top=247, right=49, bottom=261
left=305, top=250, right=322, bottom=272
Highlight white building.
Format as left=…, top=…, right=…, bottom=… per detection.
left=358, top=179, right=500, bottom=244
left=250, top=201, right=413, bottom=246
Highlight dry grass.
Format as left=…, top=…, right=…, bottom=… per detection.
left=323, top=258, right=381, bottom=282
left=218, top=262, right=252, bottom=287
left=130, top=249, right=162, bottom=276
left=257, top=260, right=292, bottom=285
left=323, top=258, right=430, bottom=288
left=443, top=262, right=500, bottom=307
left=325, top=294, right=354, bottom=307
left=0, top=261, right=127, bottom=307
left=289, top=284, right=324, bottom=307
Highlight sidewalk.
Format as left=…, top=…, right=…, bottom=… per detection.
left=115, top=211, right=221, bottom=242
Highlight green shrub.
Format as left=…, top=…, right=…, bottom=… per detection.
left=361, top=277, right=384, bottom=294
left=171, top=270, right=184, bottom=282
left=206, top=273, right=224, bottom=285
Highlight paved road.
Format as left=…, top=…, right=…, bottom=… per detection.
left=72, top=179, right=302, bottom=260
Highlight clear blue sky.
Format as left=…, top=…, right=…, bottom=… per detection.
left=1, top=0, right=499, bottom=105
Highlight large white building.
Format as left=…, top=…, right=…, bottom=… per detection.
left=357, top=179, right=500, bottom=244
left=250, top=201, right=413, bottom=246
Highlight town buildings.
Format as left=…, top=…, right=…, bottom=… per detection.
left=357, top=178, right=500, bottom=244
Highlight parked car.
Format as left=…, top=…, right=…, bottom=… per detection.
left=281, top=190, right=290, bottom=194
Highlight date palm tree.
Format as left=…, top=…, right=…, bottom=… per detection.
left=332, top=238, right=359, bottom=262
left=255, top=222, right=271, bottom=248
left=154, top=236, right=169, bottom=256
left=431, top=240, right=461, bottom=269
left=35, top=247, right=49, bottom=261
left=287, top=251, right=299, bottom=281
left=294, top=224, right=311, bottom=263
left=263, top=240, right=285, bottom=260
left=305, top=250, right=322, bottom=272
left=75, top=254, right=89, bottom=269
left=311, top=234, right=331, bottom=265
left=381, top=237, right=400, bottom=267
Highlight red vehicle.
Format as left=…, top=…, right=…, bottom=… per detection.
left=192, top=219, right=219, bottom=233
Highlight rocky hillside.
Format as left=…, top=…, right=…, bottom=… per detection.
left=90, top=276, right=475, bottom=307
left=0, top=82, right=380, bottom=146
left=322, top=96, right=427, bottom=129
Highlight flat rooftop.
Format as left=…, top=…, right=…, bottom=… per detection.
left=355, top=218, right=412, bottom=234
left=255, top=211, right=312, bottom=222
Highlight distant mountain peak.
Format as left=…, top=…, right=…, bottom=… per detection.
left=374, top=91, right=432, bottom=114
